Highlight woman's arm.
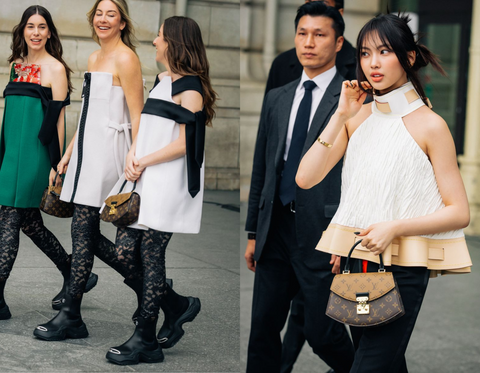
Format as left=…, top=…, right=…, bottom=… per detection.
left=296, top=80, right=368, bottom=189
left=135, top=90, right=203, bottom=172
left=358, top=113, right=470, bottom=255
left=48, top=63, right=68, bottom=185
left=116, top=51, right=144, bottom=140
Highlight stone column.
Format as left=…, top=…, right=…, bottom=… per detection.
left=458, top=0, right=480, bottom=234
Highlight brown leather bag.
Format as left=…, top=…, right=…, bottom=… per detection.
left=100, top=180, right=140, bottom=228
left=39, top=172, right=74, bottom=218
left=326, top=240, right=405, bottom=327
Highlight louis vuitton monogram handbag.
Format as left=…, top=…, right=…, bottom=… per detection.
left=100, top=180, right=140, bottom=228
left=39, top=171, right=74, bottom=218
left=326, top=240, right=405, bottom=327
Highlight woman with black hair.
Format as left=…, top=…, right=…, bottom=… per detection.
left=104, top=15, right=217, bottom=365
left=0, top=5, right=97, bottom=321
left=297, top=13, right=472, bottom=373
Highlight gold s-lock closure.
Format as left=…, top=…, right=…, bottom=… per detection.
left=356, top=295, right=369, bottom=315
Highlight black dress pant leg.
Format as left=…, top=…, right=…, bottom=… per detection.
left=246, top=206, right=300, bottom=373
left=280, top=291, right=306, bottom=373
left=291, top=246, right=355, bottom=373
left=349, top=262, right=430, bottom=373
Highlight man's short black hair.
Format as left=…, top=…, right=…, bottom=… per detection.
left=334, top=0, right=344, bottom=10
left=295, top=1, right=345, bottom=39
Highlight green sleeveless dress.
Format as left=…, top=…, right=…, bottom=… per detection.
left=0, top=64, right=66, bottom=208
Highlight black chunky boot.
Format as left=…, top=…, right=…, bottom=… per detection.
left=0, top=280, right=11, bottom=320
left=106, top=315, right=164, bottom=365
left=157, top=283, right=201, bottom=348
left=34, top=293, right=88, bottom=341
left=52, top=256, right=99, bottom=310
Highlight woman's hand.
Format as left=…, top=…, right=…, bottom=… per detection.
left=356, top=221, right=399, bottom=256
left=336, top=80, right=369, bottom=120
left=330, top=255, right=341, bottom=274
left=49, top=168, right=62, bottom=187
left=57, top=153, right=71, bottom=175
left=125, top=150, right=142, bottom=181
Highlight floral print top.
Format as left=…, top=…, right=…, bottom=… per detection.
left=11, top=63, right=41, bottom=85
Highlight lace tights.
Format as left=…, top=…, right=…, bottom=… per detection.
left=0, top=206, right=70, bottom=281
left=69, top=204, right=142, bottom=298
left=115, top=227, right=172, bottom=319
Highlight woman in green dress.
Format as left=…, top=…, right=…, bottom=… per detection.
left=0, top=5, right=97, bottom=320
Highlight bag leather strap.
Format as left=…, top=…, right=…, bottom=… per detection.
left=343, top=239, right=385, bottom=273
left=118, top=180, right=137, bottom=194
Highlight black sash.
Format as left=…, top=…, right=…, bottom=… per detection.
left=142, top=98, right=206, bottom=198
left=3, top=82, right=70, bottom=169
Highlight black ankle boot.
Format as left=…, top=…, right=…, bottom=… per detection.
left=52, top=256, right=99, bottom=310
left=157, top=284, right=201, bottom=349
left=124, top=278, right=143, bottom=322
left=34, top=293, right=88, bottom=341
left=0, top=280, right=11, bottom=320
left=106, top=315, right=164, bottom=365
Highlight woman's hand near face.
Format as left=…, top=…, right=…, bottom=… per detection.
left=337, top=80, right=369, bottom=120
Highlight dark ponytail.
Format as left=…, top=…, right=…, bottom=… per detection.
left=356, top=12, right=446, bottom=106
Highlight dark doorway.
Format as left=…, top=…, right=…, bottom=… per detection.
left=389, top=0, right=473, bottom=154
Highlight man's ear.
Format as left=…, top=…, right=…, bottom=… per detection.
left=336, top=35, right=344, bottom=53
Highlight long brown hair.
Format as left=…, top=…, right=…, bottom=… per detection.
left=87, top=0, right=138, bottom=54
left=163, top=16, right=217, bottom=126
left=356, top=13, right=446, bottom=106
left=8, top=5, right=73, bottom=93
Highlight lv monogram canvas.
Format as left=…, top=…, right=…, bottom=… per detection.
left=39, top=179, right=74, bottom=218
left=100, top=182, right=140, bottom=228
left=326, top=272, right=404, bottom=327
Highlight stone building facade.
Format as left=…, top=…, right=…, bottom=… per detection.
left=0, top=0, right=240, bottom=190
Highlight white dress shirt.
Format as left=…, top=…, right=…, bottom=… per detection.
left=284, top=66, right=337, bottom=160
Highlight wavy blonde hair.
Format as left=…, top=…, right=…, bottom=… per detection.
left=87, top=0, right=138, bottom=54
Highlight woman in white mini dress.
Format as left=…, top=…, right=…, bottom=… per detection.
left=296, top=13, right=471, bottom=373
left=34, top=0, right=144, bottom=341
left=104, top=16, right=217, bottom=365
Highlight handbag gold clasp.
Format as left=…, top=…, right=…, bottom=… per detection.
left=109, top=202, right=117, bottom=215
left=356, top=296, right=369, bottom=314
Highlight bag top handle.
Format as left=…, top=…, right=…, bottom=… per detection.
left=343, top=239, right=385, bottom=274
left=118, top=180, right=137, bottom=194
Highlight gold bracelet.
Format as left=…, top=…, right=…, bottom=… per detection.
left=317, top=137, right=333, bottom=148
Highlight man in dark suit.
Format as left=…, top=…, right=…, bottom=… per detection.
left=265, top=2, right=356, bottom=372
left=265, top=0, right=356, bottom=94
left=244, top=2, right=355, bottom=372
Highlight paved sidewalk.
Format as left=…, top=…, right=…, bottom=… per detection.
left=0, top=191, right=239, bottom=373
left=240, top=201, right=480, bottom=373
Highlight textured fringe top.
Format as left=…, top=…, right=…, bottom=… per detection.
left=317, top=82, right=472, bottom=277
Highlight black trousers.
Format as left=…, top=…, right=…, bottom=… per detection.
left=280, top=291, right=306, bottom=373
left=247, top=201, right=355, bottom=373
left=345, top=258, right=430, bottom=373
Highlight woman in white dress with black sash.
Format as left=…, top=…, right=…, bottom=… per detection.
left=34, top=0, right=145, bottom=341
left=297, top=13, right=471, bottom=373
left=104, top=16, right=217, bottom=365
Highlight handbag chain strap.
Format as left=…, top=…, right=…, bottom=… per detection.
left=343, top=239, right=385, bottom=274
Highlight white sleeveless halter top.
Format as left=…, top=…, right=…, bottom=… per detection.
left=317, top=82, right=471, bottom=277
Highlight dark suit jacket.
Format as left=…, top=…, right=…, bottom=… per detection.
left=246, top=72, right=344, bottom=269
left=265, top=39, right=356, bottom=94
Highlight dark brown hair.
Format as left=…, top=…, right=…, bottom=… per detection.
left=356, top=12, right=446, bottom=105
left=163, top=16, right=217, bottom=127
left=8, top=5, right=73, bottom=93
left=87, top=0, right=138, bottom=54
